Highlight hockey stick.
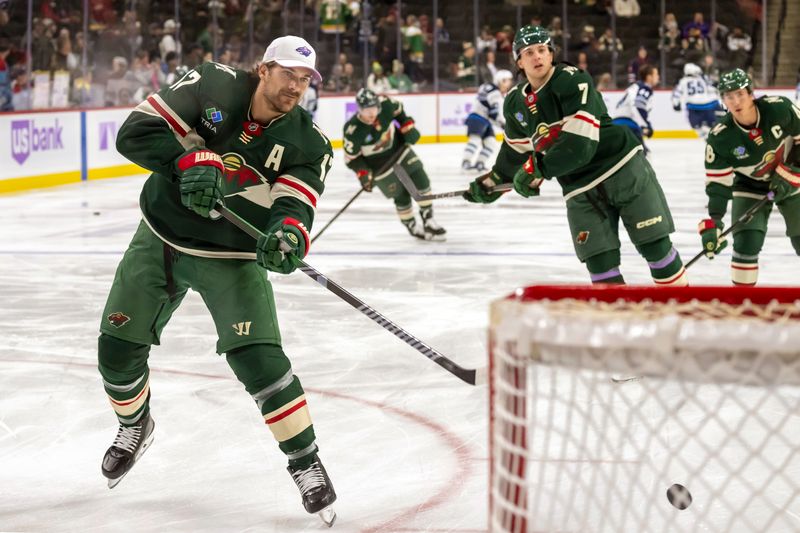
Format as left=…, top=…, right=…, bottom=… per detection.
left=392, top=158, right=512, bottom=201
left=311, top=148, right=411, bottom=244
left=213, top=204, right=483, bottom=386
left=309, top=188, right=363, bottom=245
left=685, top=190, right=775, bottom=269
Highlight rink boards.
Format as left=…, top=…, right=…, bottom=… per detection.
left=0, top=88, right=795, bottom=194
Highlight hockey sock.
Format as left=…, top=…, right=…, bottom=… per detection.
left=98, top=333, right=152, bottom=426
left=227, top=343, right=317, bottom=466
left=476, top=136, right=498, bottom=167
left=462, top=134, right=482, bottom=165
left=731, top=231, right=764, bottom=285
left=396, top=202, right=415, bottom=224
left=585, top=250, right=625, bottom=284
left=637, top=238, right=688, bottom=286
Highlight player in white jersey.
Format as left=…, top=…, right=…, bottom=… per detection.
left=672, top=62, right=722, bottom=140
left=461, top=69, right=514, bottom=171
left=612, top=64, right=659, bottom=155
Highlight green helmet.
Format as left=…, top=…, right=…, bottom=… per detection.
left=356, top=88, right=379, bottom=109
left=718, top=68, right=752, bottom=94
left=513, top=25, right=553, bottom=60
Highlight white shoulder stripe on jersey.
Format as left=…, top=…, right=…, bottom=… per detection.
left=705, top=173, right=734, bottom=187
left=504, top=136, right=533, bottom=154
left=149, top=93, right=191, bottom=136
left=561, top=112, right=600, bottom=142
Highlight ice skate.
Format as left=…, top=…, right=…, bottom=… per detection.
left=402, top=218, right=431, bottom=241
left=420, top=208, right=446, bottom=242
left=101, top=413, right=154, bottom=489
left=288, top=454, right=337, bottom=527
left=461, top=160, right=474, bottom=171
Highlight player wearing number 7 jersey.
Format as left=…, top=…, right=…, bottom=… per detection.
left=701, top=68, right=800, bottom=285
left=463, top=25, right=687, bottom=286
left=96, top=35, right=338, bottom=525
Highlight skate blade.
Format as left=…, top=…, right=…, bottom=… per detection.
left=318, top=506, right=336, bottom=528
left=106, top=432, right=154, bottom=489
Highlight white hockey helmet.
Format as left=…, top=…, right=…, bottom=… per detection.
left=683, top=63, right=702, bottom=77
left=494, top=69, right=514, bottom=86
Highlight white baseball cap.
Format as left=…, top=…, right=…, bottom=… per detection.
left=262, top=35, right=322, bottom=83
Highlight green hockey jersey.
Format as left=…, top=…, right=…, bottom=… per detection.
left=320, top=0, right=351, bottom=34
left=493, top=63, right=641, bottom=200
left=342, top=95, right=414, bottom=173
left=704, top=95, right=800, bottom=219
left=116, top=61, right=333, bottom=258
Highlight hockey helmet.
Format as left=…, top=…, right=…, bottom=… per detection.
left=683, top=63, right=702, bottom=77
left=512, top=25, right=553, bottom=60
left=494, top=69, right=514, bottom=86
left=356, top=87, right=379, bottom=109
left=717, top=68, right=753, bottom=95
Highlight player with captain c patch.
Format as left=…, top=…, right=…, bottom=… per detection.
left=701, top=68, right=800, bottom=285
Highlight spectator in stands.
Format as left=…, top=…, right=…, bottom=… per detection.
left=577, top=51, right=591, bottom=77
left=480, top=49, right=498, bottom=84
left=613, top=0, right=640, bottom=18
left=477, top=26, right=497, bottom=55
left=184, top=44, right=204, bottom=69
left=418, top=14, right=433, bottom=45
left=129, top=48, right=164, bottom=103
left=683, top=12, right=709, bottom=39
left=341, top=62, right=356, bottom=92
left=595, top=72, right=613, bottom=91
left=31, top=18, right=55, bottom=70
left=11, top=66, right=31, bottom=110
left=388, top=59, right=414, bottom=93
left=159, top=19, right=180, bottom=60
left=727, top=26, right=752, bottom=68
left=435, top=17, right=450, bottom=43
left=105, top=56, right=132, bottom=106
left=682, top=26, right=708, bottom=64
left=119, top=10, right=140, bottom=54
left=325, top=63, right=343, bottom=92
left=702, top=53, right=720, bottom=84
left=0, top=42, right=11, bottom=111
left=659, top=13, right=681, bottom=54
left=456, top=41, right=477, bottom=89
left=163, top=51, right=181, bottom=85
left=627, top=45, right=651, bottom=84
left=376, top=11, right=399, bottom=67
left=367, top=60, right=392, bottom=93
left=403, top=14, right=424, bottom=81
left=573, top=25, right=599, bottom=55
left=495, top=25, right=513, bottom=54
left=548, top=16, right=565, bottom=43
left=598, top=28, right=623, bottom=53
left=53, top=28, right=79, bottom=73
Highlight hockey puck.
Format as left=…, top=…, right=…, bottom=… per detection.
left=666, top=483, right=692, bottom=510
left=93, top=211, right=101, bottom=216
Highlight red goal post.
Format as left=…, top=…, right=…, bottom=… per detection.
left=489, top=285, right=800, bottom=533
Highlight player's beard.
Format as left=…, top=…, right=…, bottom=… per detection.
left=265, top=87, right=302, bottom=115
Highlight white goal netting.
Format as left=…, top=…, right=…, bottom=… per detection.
left=489, top=285, right=800, bottom=533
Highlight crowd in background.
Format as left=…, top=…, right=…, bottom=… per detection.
left=0, top=0, right=771, bottom=112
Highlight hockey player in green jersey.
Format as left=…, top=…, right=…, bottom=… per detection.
left=463, top=25, right=687, bottom=286
left=97, top=36, right=337, bottom=525
left=342, top=87, right=446, bottom=240
left=700, top=68, right=800, bottom=285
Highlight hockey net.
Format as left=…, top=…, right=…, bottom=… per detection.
left=489, top=285, right=800, bottom=533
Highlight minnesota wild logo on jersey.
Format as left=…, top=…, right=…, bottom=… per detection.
left=705, top=96, right=800, bottom=190
left=118, top=61, right=333, bottom=257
